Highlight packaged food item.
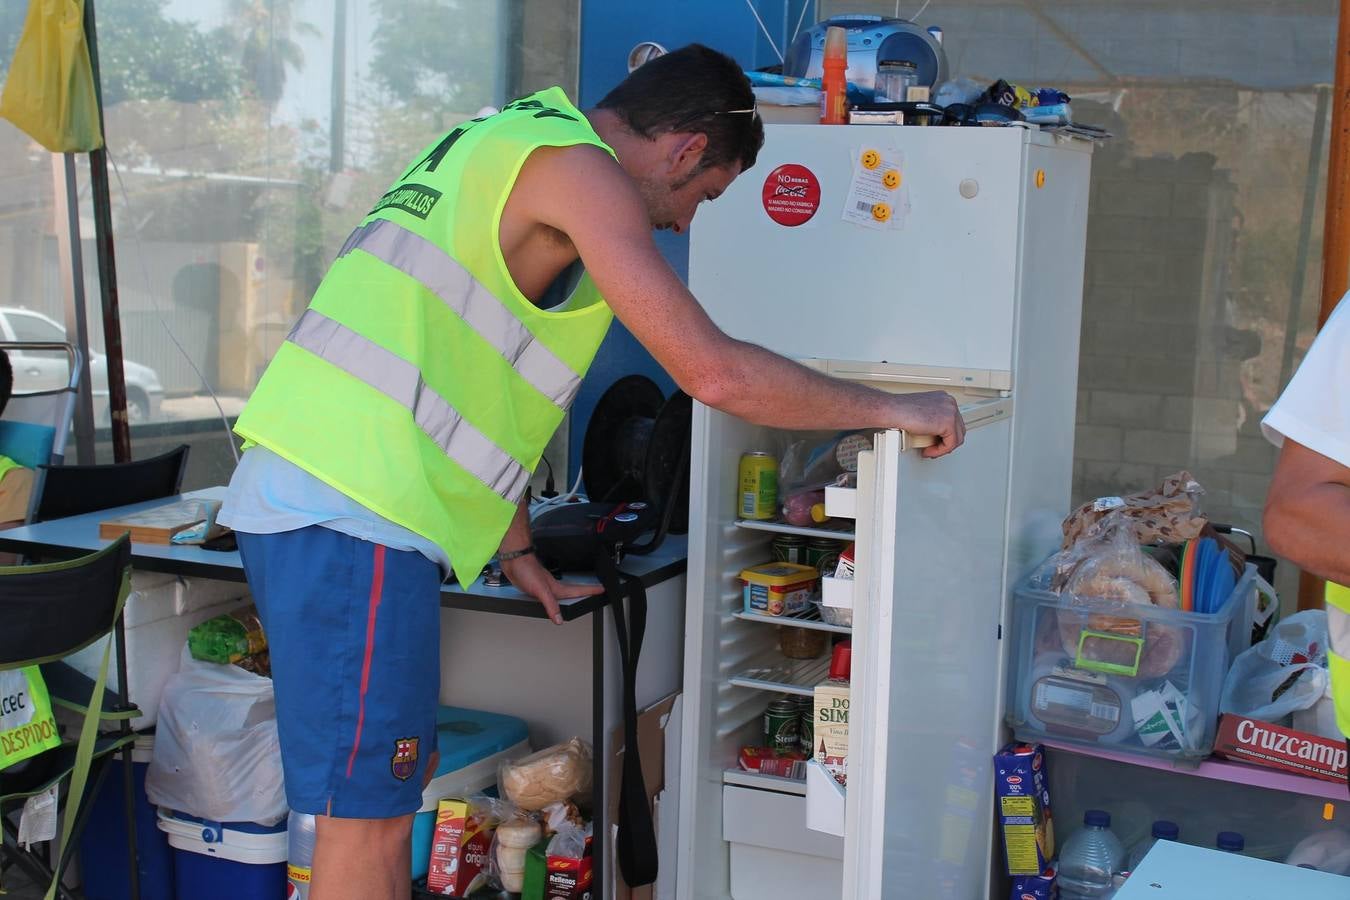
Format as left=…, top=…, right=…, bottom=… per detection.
left=738, top=746, right=807, bottom=779
left=1009, top=867, right=1055, bottom=899
left=993, top=743, right=1055, bottom=876
left=779, top=625, right=827, bottom=659
left=813, top=679, right=850, bottom=786
left=738, top=451, right=778, bottom=520
left=807, top=539, right=847, bottom=577
left=1060, top=471, right=1206, bottom=550
left=187, top=605, right=266, bottom=665
left=425, top=797, right=497, bottom=896
left=782, top=488, right=828, bottom=526
left=494, top=814, right=542, bottom=893
left=771, top=534, right=808, bottom=565
left=740, top=562, right=818, bottom=617
left=541, top=824, right=593, bottom=899
left=500, top=739, right=593, bottom=812
left=764, top=697, right=800, bottom=752
left=834, top=544, right=856, bottom=580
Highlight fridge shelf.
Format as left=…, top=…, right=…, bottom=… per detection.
left=723, top=768, right=808, bottom=796
left=1042, top=739, right=1349, bottom=803
left=729, top=657, right=832, bottom=697
left=733, top=606, right=851, bottom=634
left=734, top=519, right=856, bottom=542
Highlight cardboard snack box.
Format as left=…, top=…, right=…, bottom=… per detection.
left=1213, top=714, right=1348, bottom=784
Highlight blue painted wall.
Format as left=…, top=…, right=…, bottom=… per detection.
left=567, top=0, right=817, bottom=483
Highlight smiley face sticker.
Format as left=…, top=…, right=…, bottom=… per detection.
left=871, top=202, right=892, bottom=223
left=882, top=169, right=901, bottom=190
left=860, top=149, right=881, bottom=170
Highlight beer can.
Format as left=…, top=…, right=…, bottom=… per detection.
left=764, top=697, right=800, bottom=752
left=771, top=534, right=808, bottom=565
left=739, top=451, right=778, bottom=520
left=806, top=538, right=846, bottom=576
left=796, top=695, right=815, bottom=755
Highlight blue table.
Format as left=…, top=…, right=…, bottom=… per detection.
left=1117, top=839, right=1350, bottom=898
left=0, top=487, right=687, bottom=622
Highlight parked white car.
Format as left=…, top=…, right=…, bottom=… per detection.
left=0, top=307, right=164, bottom=423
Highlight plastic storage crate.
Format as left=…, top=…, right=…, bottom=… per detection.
left=1006, top=560, right=1257, bottom=760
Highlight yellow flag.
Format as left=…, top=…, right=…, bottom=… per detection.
left=0, top=0, right=104, bottom=152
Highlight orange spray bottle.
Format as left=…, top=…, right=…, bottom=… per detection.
left=819, top=26, right=849, bottom=124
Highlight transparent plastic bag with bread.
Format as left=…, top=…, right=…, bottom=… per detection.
left=1051, top=511, right=1185, bottom=678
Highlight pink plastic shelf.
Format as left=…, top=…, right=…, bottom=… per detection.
left=1040, top=739, right=1349, bottom=803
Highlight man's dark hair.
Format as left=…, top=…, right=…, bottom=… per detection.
left=597, top=44, right=764, bottom=174
left=0, top=349, right=13, bottom=420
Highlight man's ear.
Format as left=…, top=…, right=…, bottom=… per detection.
left=667, top=131, right=709, bottom=179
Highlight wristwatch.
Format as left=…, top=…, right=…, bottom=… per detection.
left=497, top=545, right=536, bottom=562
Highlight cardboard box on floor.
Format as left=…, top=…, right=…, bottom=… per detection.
left=608, top=693, right=680, bottom=900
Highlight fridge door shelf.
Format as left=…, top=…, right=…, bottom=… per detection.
left=805, top=759, right=847, bottom=837
left=733, top=604, right=851, bottom=635
left=824, top=486, right=856, bottom=520
left=734, top=518, right=857, bottom=542
left=729, top=657, right=832, bottom=697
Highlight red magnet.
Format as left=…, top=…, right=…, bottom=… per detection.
left=761, top=163, right=821, bottom=227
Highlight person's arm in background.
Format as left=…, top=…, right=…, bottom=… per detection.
left=1263, top=440, right=1350, bottom=586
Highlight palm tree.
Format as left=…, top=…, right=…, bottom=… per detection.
left=227, top=0, right=320, bottom=110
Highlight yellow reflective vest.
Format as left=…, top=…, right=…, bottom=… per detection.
left=235, top=88, right=615, bottom=586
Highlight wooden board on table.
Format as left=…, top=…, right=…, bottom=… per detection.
left=98, top=500, right=208, bottom=544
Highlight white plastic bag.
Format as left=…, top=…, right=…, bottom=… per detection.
left=146, top=647, right=286, bottom=825
left=1285, top=830, right=1350, bottom=876
left=1219, top=610, right=1329, bottom=725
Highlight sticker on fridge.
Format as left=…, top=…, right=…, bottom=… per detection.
left=843, top=146, right=909, bottom=230
left=761, top=163, right=821, bottom=226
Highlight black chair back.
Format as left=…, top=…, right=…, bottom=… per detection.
left=34, top=444, right=189, bottom=524
left=0, top=536, right=132, bottom=668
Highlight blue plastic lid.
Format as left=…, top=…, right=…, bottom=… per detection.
left=1217, top=831, right=1245, bottom=852
left=429, top=705, right=530, bottom=779
left=1151, top=820, right=1179, bottom=840
left=1084, top=809, right=1111, bottom=828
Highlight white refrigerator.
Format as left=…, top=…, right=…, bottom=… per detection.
left=675, top=124, right=1093, bottom=899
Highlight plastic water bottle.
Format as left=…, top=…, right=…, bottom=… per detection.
left=287, top=811, right=316, bottom=899
left=1216, top=831, right=1245, bottom=854
left=1127, top=820, right=1180, bottom=871
left=1057, top=809, right=1126, bottom=899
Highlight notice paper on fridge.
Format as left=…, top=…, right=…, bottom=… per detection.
left=842, top=146, right=909, bottom=230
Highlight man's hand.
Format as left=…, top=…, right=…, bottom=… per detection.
left=889, top=391, right=965, bottom=459
left=500, top=552, right=605, bottom=625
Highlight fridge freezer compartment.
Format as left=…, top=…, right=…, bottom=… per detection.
left=723, top=784, right=844, bottom=898
left=805, top=759, right=846, bottom=837
left=1006, top=561, right=1259, bottom=760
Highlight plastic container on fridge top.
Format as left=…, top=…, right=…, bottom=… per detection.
left=1006, top=559, right=1258, bottom=760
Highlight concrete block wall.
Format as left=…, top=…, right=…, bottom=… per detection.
left=1073, top=150, right=1277, bottom=545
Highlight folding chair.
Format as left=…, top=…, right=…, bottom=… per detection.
left=0, top=341, right=82, bottom=526
left=34, top=444, right=190, bottom=523
left=0, top=536, right=137, bottom=900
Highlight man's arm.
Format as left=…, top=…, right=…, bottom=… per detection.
left=521, top=146, right=965, bottom=458
left=496, top=496, right=603, bottom=625
left=1263, top=439, right=1350, bottom=585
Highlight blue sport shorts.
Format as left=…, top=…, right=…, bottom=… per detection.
left=237, top=526, right=441, bottom=818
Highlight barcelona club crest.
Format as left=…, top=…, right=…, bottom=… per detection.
left=391, top=737, right=419, bottom=781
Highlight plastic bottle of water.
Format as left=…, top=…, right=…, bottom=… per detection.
left=287, top=811, right=317, bottom=900
left=1216, top=831, right=1245, bottom=854
left=1126, top=820, right=1180, bottom=872
left=1057, top=809, right=1126, bottom=899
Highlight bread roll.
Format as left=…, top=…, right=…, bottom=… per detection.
left=1061, top=553, right=1185, bottom=677
left=500, top=738, right=592, bottom=812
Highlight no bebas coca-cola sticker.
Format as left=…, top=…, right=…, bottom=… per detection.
left=762, top=163, right=821, bottom=226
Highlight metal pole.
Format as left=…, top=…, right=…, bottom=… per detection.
left=49, top=154, right=97, bottom=464
left=1299, top=0, right=1350, bottom=610
left=329, top=0, right=347, bottom=174
left=82, top=0, right=132, bottom=464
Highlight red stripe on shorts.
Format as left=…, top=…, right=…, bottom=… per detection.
left=345, top=543, right=386, bottom=778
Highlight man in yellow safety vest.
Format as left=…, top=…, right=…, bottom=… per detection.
left=221, top=45, right=966, bottom=899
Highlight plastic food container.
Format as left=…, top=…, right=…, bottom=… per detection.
left=1006, top=558, right=1258, bottom=760
left=741, top=562, right=818, bottom=617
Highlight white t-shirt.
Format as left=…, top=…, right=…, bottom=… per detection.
left=1262, top=295, right=1350, bottom=468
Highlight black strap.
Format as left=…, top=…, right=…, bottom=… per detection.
left=595, top=550, right=659, bottom=887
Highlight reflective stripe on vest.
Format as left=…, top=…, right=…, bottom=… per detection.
left=337, top=219, right=581, bottom=410
left=1327, top=582, right=1350, bottom=738
left=288, top=309, right=532, bottom=502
